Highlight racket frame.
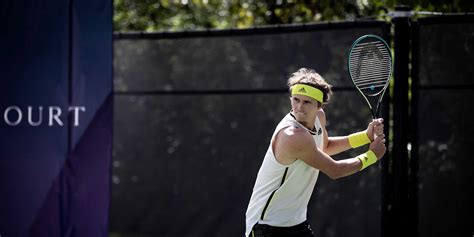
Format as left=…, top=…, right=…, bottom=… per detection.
left=347, top=34, right=393, bottom=119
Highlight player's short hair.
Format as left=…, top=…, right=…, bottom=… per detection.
left=287, top=68, right=333, bottom=105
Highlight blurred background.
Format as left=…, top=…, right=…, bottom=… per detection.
left=1, top=1, right=472, bottom=237
left=113, top=0, right=473, bottom=31
left=110, top=1, right=474, bottom=237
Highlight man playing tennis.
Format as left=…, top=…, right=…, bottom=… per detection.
left=245, top=68, right=386, bottom=237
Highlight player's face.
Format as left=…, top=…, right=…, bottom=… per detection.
left=290, top=94, right=320, bottom=126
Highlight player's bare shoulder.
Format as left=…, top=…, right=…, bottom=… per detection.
left=316, top=109, right=326, bottom=126
left=280, top=126, right=312, bottom=145
left=273, top=126, right=313, bottom=165
left=275, top=126, right=314, bottom=152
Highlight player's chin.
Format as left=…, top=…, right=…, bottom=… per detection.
left=293, top=109, right=303, bottom=114
left=294, top=112, right=306, bottom=119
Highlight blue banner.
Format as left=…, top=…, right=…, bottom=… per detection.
left=0, top=0, right=112, bottom=236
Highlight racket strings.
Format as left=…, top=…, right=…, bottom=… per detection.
left=349, top=40, right=391, bottom=94
left=352, top=70, right=391, bottom=80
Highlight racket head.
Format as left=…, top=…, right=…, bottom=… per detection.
left=348, top=34, right=393, bottom=97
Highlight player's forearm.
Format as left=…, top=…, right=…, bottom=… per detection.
left=329, top=157, right=362, bottom=179
left=326, top=130, right=372, bottom=155
left=324, top=136, right=352, bottom=156
left=327, top=149, right=379, bottom=179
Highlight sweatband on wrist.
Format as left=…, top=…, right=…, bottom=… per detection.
left=348, top=131, right=370, bottom=148
left=357, top=150, right=377, bottom=171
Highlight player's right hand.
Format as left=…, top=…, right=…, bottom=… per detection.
left=369, top=134, right=386, bottom=159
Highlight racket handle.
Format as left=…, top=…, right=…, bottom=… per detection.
left=373, top=119, right=378, bottom=141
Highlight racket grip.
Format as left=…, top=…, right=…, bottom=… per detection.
left=373, top=119, right=378, bottom=140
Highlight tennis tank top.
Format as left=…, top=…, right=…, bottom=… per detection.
left=245, top=112, right=323, bottom=236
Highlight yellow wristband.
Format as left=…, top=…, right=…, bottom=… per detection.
left=348, top=131, right=371, bottom=148
left=357, top=150, right=377, bottom=170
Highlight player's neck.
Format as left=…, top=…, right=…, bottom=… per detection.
left=290, top=111, right=316, bottom=131
left=298, top=120, right=315, bottom=131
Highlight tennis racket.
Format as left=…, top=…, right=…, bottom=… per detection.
left=348, top=34, right=393, bottom=119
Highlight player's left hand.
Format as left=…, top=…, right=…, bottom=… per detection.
left=366, top=118, right=384, bottom=141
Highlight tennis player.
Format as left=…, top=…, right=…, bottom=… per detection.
left=245, top=68, right=386, bottom=237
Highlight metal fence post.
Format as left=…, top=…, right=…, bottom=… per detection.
left=384, top=5, right=415, bottom=237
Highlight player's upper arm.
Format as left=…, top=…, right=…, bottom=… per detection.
left=276, top=126, right=339, bottom=178
left=316, top=109, right=329, bottom=152
left=316, top=109, right=327, bottom=126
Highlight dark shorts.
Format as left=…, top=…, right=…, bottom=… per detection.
left=249, top=220, right=314, bottom=237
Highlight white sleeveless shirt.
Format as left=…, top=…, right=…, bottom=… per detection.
left=245, top=112, right=323, bottom=236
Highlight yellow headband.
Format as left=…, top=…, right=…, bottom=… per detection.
left=291, top=84, right=324, bottom=103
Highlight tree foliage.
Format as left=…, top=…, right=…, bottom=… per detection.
left=114, top=0, right=474, bottom=32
